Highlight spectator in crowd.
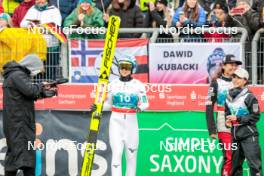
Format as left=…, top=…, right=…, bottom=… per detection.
left=252, top=0, right=264, bottom=14
left=227, top=0, right=261, bottom=39
left=2, top=54, right=57, bottom=176
left=103, top=0, right=144, bottom=38
left=145, top=0, right=174, bottom=38
left=20, top=0, right=61, bottom=28
left=172, top=0, right=206, bottom=40
left=64, top=0, right=104, bottom=39
left=0, top=0, right=4, bottom=13
left=204, top=1, right=232, bottom=42
left=207, top=1, right=229, bottom=27
left=0, top=13, right=12, bottom=28
left=146, top=0, right=174, bottom=27
left=252, top=0, right=264, bottom=27
left=49, top=0, right=79, bottom=21
left=12, top=0, right=35, bottom=27
left=178, top=0, right=217, bottom=13
left=20, top=0, right=62, bottom=80
left=198, top=0, right=236, bottom=13
left=3, top=0, right=20, bottom=15
left=173, top=0, right=206, bottom=28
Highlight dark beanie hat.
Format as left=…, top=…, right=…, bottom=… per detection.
left=156, top=0, right=168, bottom=6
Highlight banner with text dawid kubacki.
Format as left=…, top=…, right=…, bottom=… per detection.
left=149, top=43, right=242, bottom=84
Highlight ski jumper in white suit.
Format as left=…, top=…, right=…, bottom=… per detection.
left=104, top=78, right=149, bottom=176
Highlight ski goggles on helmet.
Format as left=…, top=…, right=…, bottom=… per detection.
left=119, top=62, right=132, bottom=71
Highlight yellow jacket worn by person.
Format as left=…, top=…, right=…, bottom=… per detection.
left=3, top=0, right=20, bottom=14
left=0, top=28, right=47, bottom=71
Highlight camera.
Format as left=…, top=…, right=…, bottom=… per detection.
left=42, top=78, right=69, bottom=97
left=46, top=78, right=69, bottom=87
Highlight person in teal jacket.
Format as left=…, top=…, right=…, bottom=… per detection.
left=63, top=0, right=104, bottom=39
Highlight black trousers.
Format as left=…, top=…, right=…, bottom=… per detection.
left=5, top=167, right=35, bottom=176
left=232, top=136, right=262, bottom=176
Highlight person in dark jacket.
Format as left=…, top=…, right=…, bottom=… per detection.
left=145, top=0, right=174, bottom=27
left=49, top=0, right=79, bottom=21
left=206, top=54, right=242, bottom=176
left=2, top=54, right=57, bottom=176
left=12, top=0, right=35, bottom=27
left=225, top=68, right=262, bottom=176
left=227, top=0, right=261, bottom=39
left=63, top=0, right=104, bottom=39
left=103, top=0, right=144, bottom=38
left=252, top=0, right=264, bottom=14
left=252, top=0, right=264, bottom=27
left=144, top=0, right=174, bottom=38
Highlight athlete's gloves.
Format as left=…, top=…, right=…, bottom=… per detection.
left=90, top=104, right=97, bottom=112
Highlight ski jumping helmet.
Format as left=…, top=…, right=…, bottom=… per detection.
left=118, top=55, right=137, bottom=74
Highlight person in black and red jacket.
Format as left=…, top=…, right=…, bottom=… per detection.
left=206, top=54, right=242, bottom=176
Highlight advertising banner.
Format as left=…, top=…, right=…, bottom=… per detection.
left=137, top=112, right=264, bottom=176
left=0, top=84, right=263, bottom=111
left=0, top=112, right=263, bottom=175
left=149, top=43, right=242, bottom=84
left=0, top=111, right=111, bottom=176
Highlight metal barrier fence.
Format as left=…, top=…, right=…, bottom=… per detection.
left=252, top=28, right=264, bottom=84
left=1, top=27, right=261, bottom=84
left=34, top=44, right=63, bottom=83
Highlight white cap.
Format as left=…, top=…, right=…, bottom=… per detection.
left=233, top=68, right=249, bottom=80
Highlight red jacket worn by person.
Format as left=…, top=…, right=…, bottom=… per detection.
left=12, top=0, right=35, bottom=27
